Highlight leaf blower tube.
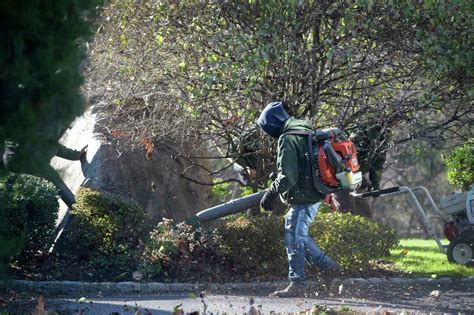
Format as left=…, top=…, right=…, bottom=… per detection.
left=195, top=190, right=266, bottom=223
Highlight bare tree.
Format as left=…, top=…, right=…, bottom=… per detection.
left=83, top=0, right=473, bottom=190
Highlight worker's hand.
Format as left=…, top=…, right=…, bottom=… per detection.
left=260, top=189, right=277, bottom=212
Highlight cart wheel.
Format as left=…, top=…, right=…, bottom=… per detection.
left=447, top=235, right=474, bottom=266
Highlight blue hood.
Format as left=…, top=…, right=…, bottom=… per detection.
left=257, top=101, right=290, bottom=138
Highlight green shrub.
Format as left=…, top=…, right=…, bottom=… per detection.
left=140, top=219, right=179, bottom=278
left=0, top=173, right=59, bottom=257
left=140, top=219, right=222, bottom=281
left=312, top=212, right=399, bottom=270
left=443, top=141, right=474, bottom=191
left=57, top=187, right=146, bottom=275
left=217, top=212, right=398, bottom=274
left=141, top=211, right=398, bottom=281
left=0, top=173, right=59, bottom=282
left=216, top=215, right=287, bottom=275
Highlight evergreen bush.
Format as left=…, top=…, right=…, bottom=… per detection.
left=57, top=187, right=146, bottom=276
left=217, top=213, right=398, bottom=273
left=0, top=0, right=100, bottom=285
left=312, top=212, right=399, bottom=270
left=0, top=173, right=59, bottom=280
left=216, top=215, right=287, bottom=275
left=0, top=0, right=100, bottom=171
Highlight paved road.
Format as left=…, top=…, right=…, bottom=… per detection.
left=22, top=281, right=474, bottom=314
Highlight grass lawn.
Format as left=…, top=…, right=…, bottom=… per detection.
left=386, top=238, right=474, bottom=277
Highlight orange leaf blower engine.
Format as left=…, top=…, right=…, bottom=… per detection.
left=286, top=127, right=363, bottom=194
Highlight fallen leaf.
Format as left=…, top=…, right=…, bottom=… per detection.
left=8, top=291, right=17, bottom=301
left=296, top=299, right=305, bottom=308
left=246, top=167, right=257, bottom=180
left=132, top=271, right=144, bottom=281
left=134, top=302, right=141, bottom=312
left=224, top=115, right=240, bottom=127
left=400, top=249, right=408, bottom=256
left=340, top=305, right=351, bottom=312
left=111, top=130, right=126, bottom=138
left=114, top=272, right=128, bottom=281
left=178, top=240, right=191, bottom=260
left=172, top=303, right=184, bottom=315
left=143, top=139, right=154, bottom=160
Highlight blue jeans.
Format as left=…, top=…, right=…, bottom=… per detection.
left=284, top=202, right=339, bottom=283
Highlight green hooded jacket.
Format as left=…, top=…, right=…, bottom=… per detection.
left=268, top=117, right=325, bottom=205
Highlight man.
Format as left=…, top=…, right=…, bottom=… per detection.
left=257, top=101, right=340, bottom=297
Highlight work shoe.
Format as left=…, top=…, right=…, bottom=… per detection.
left=270, top=281, right=307, bottom=297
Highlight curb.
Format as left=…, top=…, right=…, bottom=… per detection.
left=7, top=277, right=474, bottom=295
left=6, top=280, right=288, bottom=295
